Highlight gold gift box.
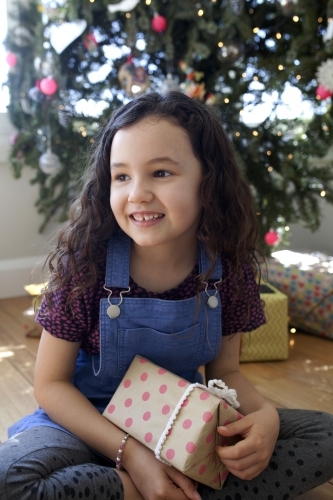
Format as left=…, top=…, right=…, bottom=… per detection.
left=240, top=283, right=289, bottom=362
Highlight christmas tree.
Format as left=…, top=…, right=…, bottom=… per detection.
left=4, top=0, right=333, bottom=251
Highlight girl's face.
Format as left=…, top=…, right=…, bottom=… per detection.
left=110, top=117, right=202, bottom=251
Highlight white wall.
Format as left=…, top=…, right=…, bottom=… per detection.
left=0, top=114, right=60, bottom=298
left=283, top=149, right=333, bottom=256
left=286, top=201, right=333, bottom=255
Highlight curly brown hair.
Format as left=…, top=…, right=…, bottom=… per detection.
left=43, top=91, right=263, bottom=305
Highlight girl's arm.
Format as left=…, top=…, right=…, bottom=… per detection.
left=34, top=329, right=201, bottom=500
left=205, top=332, right=280, bottom=480
left=34, top=329, right=127, bottom=461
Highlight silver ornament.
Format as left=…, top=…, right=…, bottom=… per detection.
left=39, top=149, right=61, bottom=175
left=160, top=73, right=180, bottom=94
left=41, top=57, right=54, bottom=76
left=20, top=97, right=33, bottom=115
left=323, top=20, right=333, bottom=43
left=316, top=59, right=333, bottom=92
left=28, top=86, right=43, bottom=102
left=217, top=43, right=243, bottom=63
left=34, top=56, right=42, bottom=72
left=229, top=0, right=244, bottom=15
left=13, top=26, right=33, bottom=47
left=58, top=108, right=72, bottom=128
left=34, top=53, right=54, bottom=76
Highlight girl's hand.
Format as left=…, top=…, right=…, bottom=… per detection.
left=123, top=439, right=201, bottom=500
left=216, top=402, right=280, bottom=480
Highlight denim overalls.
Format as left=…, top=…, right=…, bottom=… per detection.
left=9, top=231, right=222, bottom=437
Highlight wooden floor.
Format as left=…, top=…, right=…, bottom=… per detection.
left=0, top=296, right=333, bottom=498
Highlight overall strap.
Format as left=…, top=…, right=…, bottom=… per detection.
left=105, top=233, right=222, bottom=287
left=198, top=241, right=222, bottom=279
left=105, top=230, right=130, bottom=288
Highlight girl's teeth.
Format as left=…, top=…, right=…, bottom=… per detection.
left=133, top=214, right=162, bottom=221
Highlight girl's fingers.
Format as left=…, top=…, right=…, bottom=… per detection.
left=167, top=468, right=202, bottom=500
left=217, top=418, right=250, bottom=437
left=219, top=450, right=257, bottom=472
left=216, top=436, right=257, bottom=461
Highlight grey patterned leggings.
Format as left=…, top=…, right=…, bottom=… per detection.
left=0, top=409, right=333, bottom=500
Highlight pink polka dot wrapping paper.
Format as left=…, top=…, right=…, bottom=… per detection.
left=266, top=252, right=333, bottom=340
left=103, top=355, right=243, bottom=490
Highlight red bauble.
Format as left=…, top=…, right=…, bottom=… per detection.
left=83, top=33, right=98, bottom=52
left=6, top=52, right=17, bottom=67
left=316, top=84, right=332, bottom=100
left=40, top=77, right=58, bottom=96
left=151, top=14, right=167, bottom=32
left=264, top=230, right=279, bottom=246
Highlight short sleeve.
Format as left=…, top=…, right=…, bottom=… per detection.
left=220, top=257, right=266, bottom=335
left=36, top=280, right=89, bottom=343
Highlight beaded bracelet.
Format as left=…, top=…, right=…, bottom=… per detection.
left=116, top=433, right=130, bottom=470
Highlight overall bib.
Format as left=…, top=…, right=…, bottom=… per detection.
left=8, top=231, right=222, bottom=438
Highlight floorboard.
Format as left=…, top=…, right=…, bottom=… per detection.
left=0, top=296, right=332, bottom=497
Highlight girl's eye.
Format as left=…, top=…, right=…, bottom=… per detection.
left=114, top=174, right=129, bottom=182
left=154, top=170, right=171, bottom=178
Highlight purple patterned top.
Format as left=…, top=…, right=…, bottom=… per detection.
left=36, top=252, right=265, bottom=354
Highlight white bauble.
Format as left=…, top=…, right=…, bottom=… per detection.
left=39, top=149, right=61, bottom=174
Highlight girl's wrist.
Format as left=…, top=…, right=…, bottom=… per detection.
left=116, top=433, right=131, bottom=470
left=120, top=434, right=137, bottom=470
left=120, top=435, right=151, bottom=472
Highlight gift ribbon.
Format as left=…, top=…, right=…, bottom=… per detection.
left=154, top=380, right=240, bottom=465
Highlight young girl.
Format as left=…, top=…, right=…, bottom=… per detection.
left=1, top=91, right=332, bottom=500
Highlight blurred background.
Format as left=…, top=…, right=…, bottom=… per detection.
left=1, top=0, right=333, bottom=298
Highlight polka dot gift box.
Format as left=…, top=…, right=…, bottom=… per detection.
left=103, top=356, right=243, bottom=490
left=266, top=250, right=333, bottom=340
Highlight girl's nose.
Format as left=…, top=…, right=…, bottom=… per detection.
left=128, top=180, right=153, bottom=204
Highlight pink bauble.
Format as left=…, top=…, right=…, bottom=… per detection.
left=6, top=52, right=17, bottom=67
left=264, top=230, right=279, bottom=246
left=316, top=84, right=332, bottom=100
left=151, top=14, right=167, bottom=32
left=40, top=77, right=58, bottom=96
left=9, top=132, right=19, bottom=146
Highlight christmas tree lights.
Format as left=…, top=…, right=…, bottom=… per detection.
left=3, top=0, right=333, bottom=251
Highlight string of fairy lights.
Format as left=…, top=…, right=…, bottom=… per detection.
left=4, top=0, right=332, bottom=240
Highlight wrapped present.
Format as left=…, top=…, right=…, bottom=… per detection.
left=266, top=250, right=333, bottom=340
left=23, top=283, right=45, bottom=338
left=103, top=355, right=243, bottom=490
left=240, top=282, right=289, bottom=362
left=22, top=309, right=43, bottom=338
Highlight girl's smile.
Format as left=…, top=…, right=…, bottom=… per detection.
left=110, top=117, right=202, bottom=253
left=130, top=212, right=164, bottom=227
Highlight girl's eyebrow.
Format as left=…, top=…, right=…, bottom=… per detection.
left=110, top=157, right=180, bottom=169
